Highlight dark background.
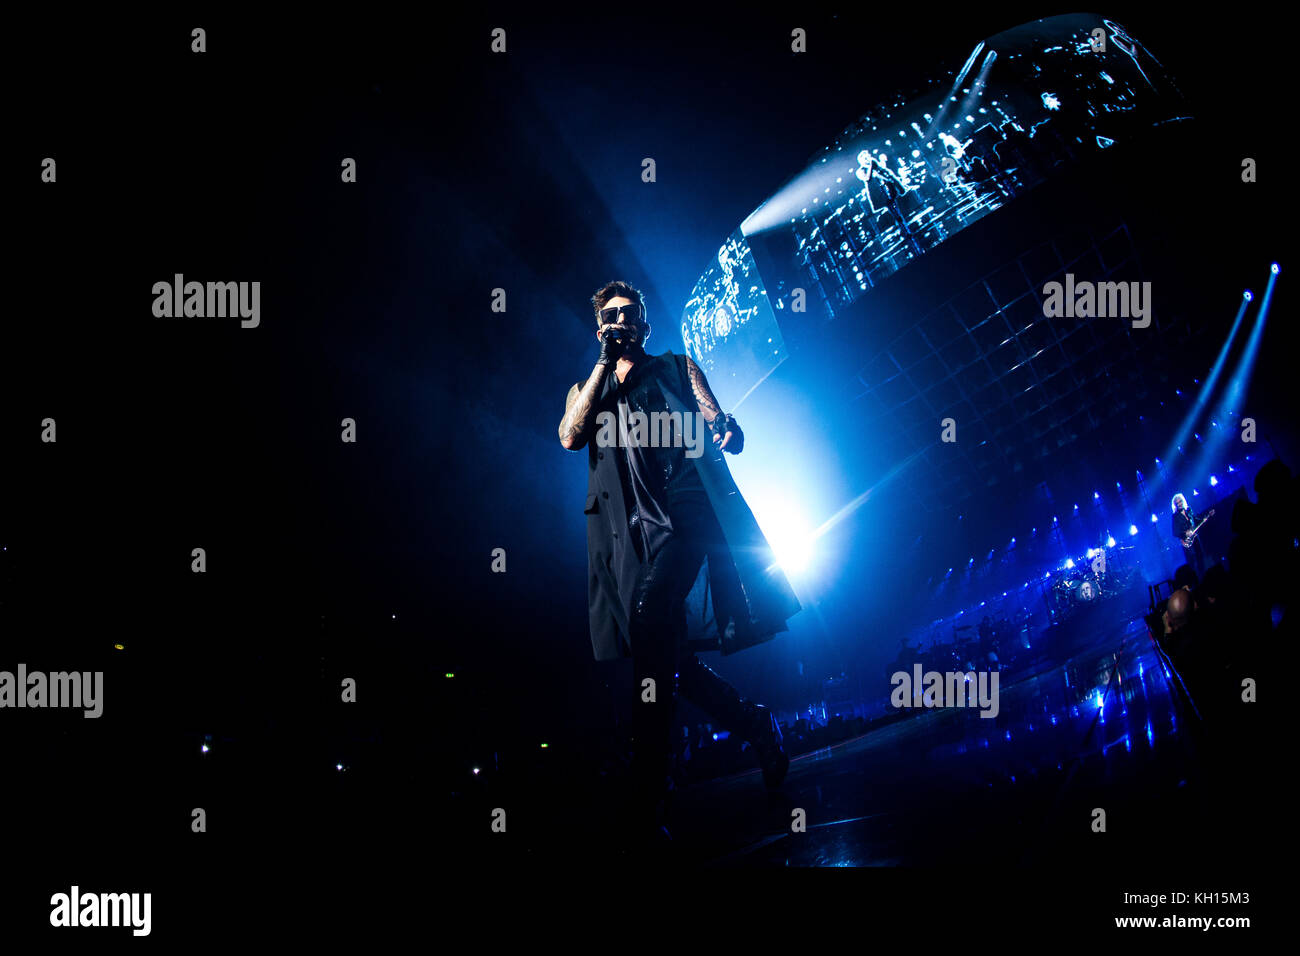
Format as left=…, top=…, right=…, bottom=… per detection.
left=1, top=4, right=1287, bottom=918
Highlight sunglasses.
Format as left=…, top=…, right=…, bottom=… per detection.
left=599, top=303, right=643, bottom=325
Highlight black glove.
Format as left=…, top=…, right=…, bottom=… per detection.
left=597, top=325, right=626, bottom=366
left=708, top=413, right=743, bottom=453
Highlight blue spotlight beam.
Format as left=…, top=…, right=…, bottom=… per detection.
left=1219, top=266, right=1277, bottom=422
left=1187, top=264, right=1279, bottom=484
left=762, top=445, right=930, bottom=576
left=1164, top=296, right=1248, bottom=457
left=1151, top=294, right=1249, bottom=507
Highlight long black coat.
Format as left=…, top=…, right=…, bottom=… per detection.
left=577, top=350, right=801, bottom=662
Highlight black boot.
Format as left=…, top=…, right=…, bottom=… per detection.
left=740, top=700, right=790, bottom=790
left=677, top=655, right=790, bottom=790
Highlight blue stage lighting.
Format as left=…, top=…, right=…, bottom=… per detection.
left=763, top=509, right=813, bottom=575
left=1210, top=475, right=1218, bottom=486
left=1106, top=535, right=1116, bottom=548
left=1065, top=558, right=1075, bottom=569
left=1150, top=513, right=1158, bottom=523
left=1129, top=525, right=1138, bottom=536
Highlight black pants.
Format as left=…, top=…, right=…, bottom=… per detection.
left=1183, top=538, right=1208, bottom=582
left=627, top=494, right=754, bottom=814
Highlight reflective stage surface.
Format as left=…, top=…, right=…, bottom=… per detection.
left=653, top=594, right=1266, bottom=868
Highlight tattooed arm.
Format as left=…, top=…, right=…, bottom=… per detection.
left=558, top=363, right=613, bottom=451
left=685, top=355, right=744, bottom=453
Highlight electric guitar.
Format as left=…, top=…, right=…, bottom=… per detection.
left=1180, top=509, right=1215, bottom=549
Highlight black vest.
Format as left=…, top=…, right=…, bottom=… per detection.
left=579, top=350, right=802, bottom=662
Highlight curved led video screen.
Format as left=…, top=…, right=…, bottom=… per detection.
left=683, top=13, right=1189, bottom=409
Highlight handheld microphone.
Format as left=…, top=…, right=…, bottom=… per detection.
left=602, top=325, right=636, bottom=344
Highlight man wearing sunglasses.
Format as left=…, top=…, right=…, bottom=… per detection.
left=559, top=280, right=802, bottom=847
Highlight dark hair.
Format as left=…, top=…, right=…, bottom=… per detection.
left=591, top=280, right=647, bottom=327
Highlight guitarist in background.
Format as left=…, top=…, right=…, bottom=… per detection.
left=1171, top=493, right=1215, bottom=581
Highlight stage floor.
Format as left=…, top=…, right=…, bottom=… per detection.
left=654, top=593, right=1262, bottom=867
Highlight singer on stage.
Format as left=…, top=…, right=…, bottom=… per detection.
left=558, top=280, right=802, bottom=843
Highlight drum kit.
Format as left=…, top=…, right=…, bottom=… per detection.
left=1051, top=566, right=1099, bottom=613
left=1049, top=544, right=1135, bottom=615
